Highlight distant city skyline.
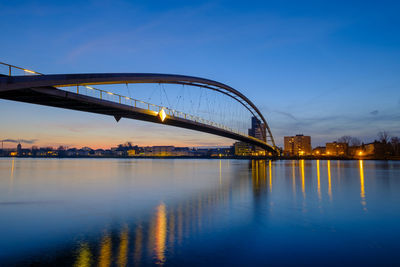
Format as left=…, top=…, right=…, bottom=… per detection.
left=0, top=140, right=233, bottom=150
left=1, top=0, right=399, bottom=148
left=1, top=130, right=394, bottom=150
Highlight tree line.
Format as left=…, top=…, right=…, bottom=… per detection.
left=337, top=131, right=400, bottom=157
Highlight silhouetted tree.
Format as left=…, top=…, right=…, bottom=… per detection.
left=350, top=137, right=361, bottom=146
left=338, top=136, right=352, bottom=144
left=391, top=136, right=400, bottom=156
left=338, top=136, right=361, bottom=146
left=378, top=131, right=390, bottom=143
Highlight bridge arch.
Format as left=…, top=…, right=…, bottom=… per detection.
left=1, top=73, right=276, bottom=148
left=0, top=61, right=279, bottom=154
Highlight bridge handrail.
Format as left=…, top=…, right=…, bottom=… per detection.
left=63, top=84, right=255, bottom=139
left=0, top=62, right=43, bottom=76
left=68, top=84, right=267, bottom=142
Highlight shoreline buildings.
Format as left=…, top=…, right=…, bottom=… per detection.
left=234, top=116, right=267, bottom=156
left=284, top=134, right=312, bottom=156
left=0, top=143, right=234, bottom=158
left=2, top=129, right=399, bottom=159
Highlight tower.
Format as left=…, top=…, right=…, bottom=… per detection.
left=17, top=143, right=22, bottom=156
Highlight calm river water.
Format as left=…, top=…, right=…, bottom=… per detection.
left=0, top=158, right=399, bottom=266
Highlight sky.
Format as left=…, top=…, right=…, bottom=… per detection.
left=1, top=0, right=399, bottom=149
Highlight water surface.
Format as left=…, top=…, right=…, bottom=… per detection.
left=0, top=158, right=399, bottom=266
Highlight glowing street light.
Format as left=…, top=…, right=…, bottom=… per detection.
left=158, top=108, right=167, bottom=122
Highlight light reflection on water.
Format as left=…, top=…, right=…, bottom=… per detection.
left=327, top=160, right=332, bottom=201
left=74, top=243, right=92, bottom=267
left=317, top=159, right=321, bottom=201
left=98, top=231, right=111, bottom=267
left=0, top=158, right=399, bottom=266
left=359, top=160, right=367, bottom=211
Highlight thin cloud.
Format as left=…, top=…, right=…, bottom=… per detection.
left=1, top=139, right=37, bottom=144
left=271, top=110, right=298, bottom=121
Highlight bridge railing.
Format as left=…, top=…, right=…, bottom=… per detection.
left=0, top=62, right=271, bottom=147
left=60, top=84, right=247, bottom=136
left=0, top=62, right=43, bottom=76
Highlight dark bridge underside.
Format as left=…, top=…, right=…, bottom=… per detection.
left=0, top=85, right=276, bottom=153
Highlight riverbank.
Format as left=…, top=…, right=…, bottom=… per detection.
left=1, top=155, right=399, bottom=160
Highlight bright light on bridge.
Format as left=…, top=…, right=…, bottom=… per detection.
left=23, top=69, right=36, bottom=74
left=158, top=109, right=167, bottom=122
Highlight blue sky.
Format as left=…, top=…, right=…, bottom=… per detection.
left=1, top=0, right=399, bottom=148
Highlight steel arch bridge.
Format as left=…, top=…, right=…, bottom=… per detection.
left=0, top=62, right=278, bottom=154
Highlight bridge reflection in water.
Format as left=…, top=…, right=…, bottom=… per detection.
left=1, top=156, right=386, bottom=267
left=69, top=159, right=371, bottom=266
left=2, top=153, right=399, bottom=267
left=71, top=160, right=269, bottom=267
